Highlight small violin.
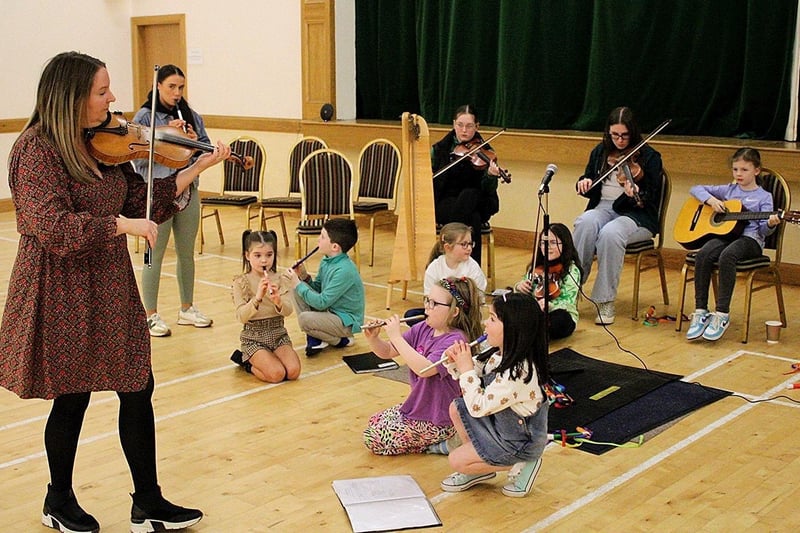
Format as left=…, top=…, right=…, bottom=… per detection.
left=84, top=112, right=253, bottom=169
left=451, top=139, right=512, bottom=184
left=529, top=263, right=563, bottom=299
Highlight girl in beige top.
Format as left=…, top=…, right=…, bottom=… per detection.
left=231, top=230, right=300, bottom=382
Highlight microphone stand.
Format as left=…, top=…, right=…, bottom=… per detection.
left=143, top=65, right=160, bottom=267
left=537, top=182, right=551, bottom=351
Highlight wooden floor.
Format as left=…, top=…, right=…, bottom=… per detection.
left=1, top=208, right=799, bottom=532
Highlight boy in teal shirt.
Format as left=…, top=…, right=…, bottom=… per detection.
left=286, top=219, right=365, bottom=355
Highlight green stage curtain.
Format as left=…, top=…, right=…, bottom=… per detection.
left=355, top=0, right=797, bottom=139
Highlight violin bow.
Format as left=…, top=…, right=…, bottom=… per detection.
left=143, top=65, right=160, bottom=267
left=431, top=128, right=506, bottom=180
left=585, top=118, right=671, bottom=193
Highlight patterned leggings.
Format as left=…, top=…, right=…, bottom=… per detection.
left=363, top=404, right=456, bottom=455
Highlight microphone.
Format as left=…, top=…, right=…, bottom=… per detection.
left=538, top=164, right=558, bottom=195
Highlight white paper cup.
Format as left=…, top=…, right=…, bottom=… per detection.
left=765, top=320, right=782, bottom=343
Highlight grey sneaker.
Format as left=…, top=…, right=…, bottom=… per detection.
left=177, top=306, right=212, bottom=327
left=594, top=301, right=616, bottom=325
left=147, top=313, right=171, bottom=337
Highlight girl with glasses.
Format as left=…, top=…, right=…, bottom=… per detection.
left=573, top=106, right=664, bottom=325
left=362, top=277, right=483, bottom=456
left=514, top=223, right=583, bottom=339
left=431, top=105, right=504, bottom=264
left=404, top=223, right=488, bottom=326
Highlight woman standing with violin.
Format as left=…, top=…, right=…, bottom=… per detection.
left=514, top=223, right=583, bottom=340
left=573, top=106, right=664, bottom=325
left=431, top=105, right=508, bottom=264
left=0, top=51, right=229, bottom=532
left=133, top=64, right=212, bottom=337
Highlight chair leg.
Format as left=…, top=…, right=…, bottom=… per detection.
left=368, top=216, right=377, bottom=267
left=214, top=210, right=224, bottom=245
left=741, top=271, right=757, bottom=343
left=657, top=252, right=670, bottom=305
left=483, top=231, right=496, bottom=292
left=773, top=269, right=787, bottom=329
left=631, top=252, right=644, bottom=320
left=353, top=242, right=361, bottom=272
left=296, top=233, right=303, bottom=260
left=278, top=213, right=289, bottom=247
left=676, top=263, right=691, bottom=332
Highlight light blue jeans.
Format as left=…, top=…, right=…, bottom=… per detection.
left=573, top=200, right=652, bottom=303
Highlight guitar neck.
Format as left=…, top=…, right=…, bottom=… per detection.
left=720, top=210, right=780, bottom=221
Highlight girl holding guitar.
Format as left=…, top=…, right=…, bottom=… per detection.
left=685, top=147, right=781, bottom=342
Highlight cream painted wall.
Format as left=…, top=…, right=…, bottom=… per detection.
left=0, top=0, right=357, bottom=199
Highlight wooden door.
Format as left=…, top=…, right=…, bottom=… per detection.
left=131, top=14, right=187, bottom=107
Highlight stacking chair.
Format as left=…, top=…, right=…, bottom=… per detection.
left=199, top=136, right=266, bottom=254
left=675, top=169, right=790, bottom=343
left=625, top=168, right=671, bottom=318
left=296, top=149, right=360, bottom=271
left=260, top=136, right=328, bottom=247
left=353, top=139, right=402, bottom=266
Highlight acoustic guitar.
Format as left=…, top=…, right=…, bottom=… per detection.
left=673, top=197, right=800, bottom=250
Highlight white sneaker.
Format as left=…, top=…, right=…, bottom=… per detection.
left=594, top=301, right=616, bottom=325
left=147, top=313, right=171, bottom=337
left=177, top=306, right=212, bottom=328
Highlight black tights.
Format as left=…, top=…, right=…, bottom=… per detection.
left=45, top=373, right=158, bottom=494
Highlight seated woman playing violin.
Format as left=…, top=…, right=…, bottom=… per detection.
left=514, top=223, right=583, bottom=340
left=431, top=104, right=508, bottom=264
left=573, top=106, right=664, bottom=325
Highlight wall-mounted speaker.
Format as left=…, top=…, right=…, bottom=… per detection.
left=320, top=103, right=334, bottom=122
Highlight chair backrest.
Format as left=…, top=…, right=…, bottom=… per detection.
left=759, top=168, right=791, bottom=258
left=299, top=149, right=354, bottom=219
left=288, top=136, right=328, bottom=196
left=654, top=168, right=671, bottom=248
left=356, top=139, right=402, bottom=207
left=222, top=136, right=266, bottom=196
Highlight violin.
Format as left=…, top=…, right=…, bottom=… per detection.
left=84, top=112, right=254, bottom=169
left=530, top=263, right=563, bottom=299
left=607, top=149, right=644, bottom=207
left=451, top=139, right=512, bottom=184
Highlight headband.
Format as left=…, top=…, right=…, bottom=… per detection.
left=438, top=278, right=469, bottom=311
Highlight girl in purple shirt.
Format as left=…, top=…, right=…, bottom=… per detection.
left=362, top=277, right=483, bottom=455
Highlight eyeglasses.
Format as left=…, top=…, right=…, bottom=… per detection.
left=454, top=122, right=476, bottom=130
left=609, top=132, right=630, bottom=140
left=455, top=241, right=475, bottom=249
left=423, top=296, right=450, bottom=309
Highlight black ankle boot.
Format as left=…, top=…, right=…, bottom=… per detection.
left=42, top=484, right=100, bottom=533
left=130, top=487, right=203, bottom=533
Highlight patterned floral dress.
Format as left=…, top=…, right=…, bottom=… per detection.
left=0, top=126, right=184, bottom=399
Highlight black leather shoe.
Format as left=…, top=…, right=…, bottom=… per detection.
left=42, top=485, right=100, bottom=533
left=130, top=491, right=203, bottom=532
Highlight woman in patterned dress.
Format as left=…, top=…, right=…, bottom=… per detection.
left=0, top=52, right=230, bottom=533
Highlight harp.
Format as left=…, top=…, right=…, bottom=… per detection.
left=385, top=113, right=437, bottom=308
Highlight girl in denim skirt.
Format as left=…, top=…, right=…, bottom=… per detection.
left=440, top=293, right=550, bottom=497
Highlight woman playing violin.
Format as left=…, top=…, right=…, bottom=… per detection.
left=132, top=64, right=213, bottom=337
left=0, top=52, right=229, bottom=532
left=514, top=223, right=583, bottom=340
left=431, top=105, right=504, bottom=264
left=573, top=106, right=664, bottom=325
